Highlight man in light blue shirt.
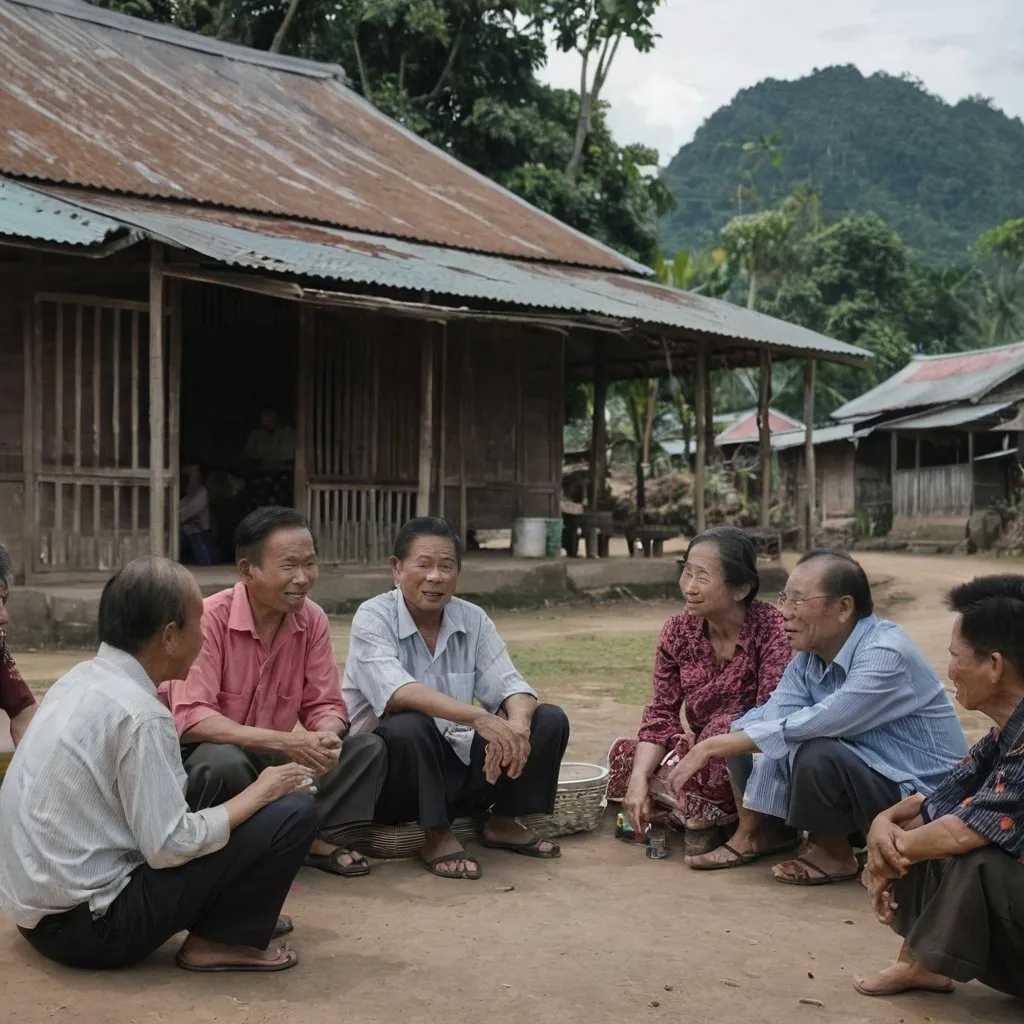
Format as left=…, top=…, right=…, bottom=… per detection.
left=664, top=549, right=966, bottom=885
left=344, top=517, right=569, bottom=881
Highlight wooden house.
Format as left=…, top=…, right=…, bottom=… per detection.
left=0, top=0, right=868, bottom=579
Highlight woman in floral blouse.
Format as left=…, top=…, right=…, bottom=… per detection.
left=606, top=526, right=792, bottom=855
left=857, top=574, right=1024, bottom=1000
left=0, top=544, right=37, bottom=750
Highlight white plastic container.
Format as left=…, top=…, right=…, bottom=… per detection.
left=513, top=517, right=548, bottom=558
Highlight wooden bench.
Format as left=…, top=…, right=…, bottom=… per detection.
left=624, top=524, right=678, bottom=558
left=562, top=511, right=614, bottom=558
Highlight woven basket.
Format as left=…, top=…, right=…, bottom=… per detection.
left=519, top=762, right=609, bottom=838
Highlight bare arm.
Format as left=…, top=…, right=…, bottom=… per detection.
left=385, top=681, right=488, bottom=727
left=502, top=692, right=538, bottom=730
left=181, top=713, right=294, bottom=753
left=9, top=703, right=38, bottom=747
left=899, top=814, right=989, bottom=864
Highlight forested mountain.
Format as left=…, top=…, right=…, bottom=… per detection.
left=658, top=66, right=1024, bottom=266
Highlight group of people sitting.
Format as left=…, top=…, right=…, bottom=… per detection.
left=0, top=513, right=1020, bottom=1002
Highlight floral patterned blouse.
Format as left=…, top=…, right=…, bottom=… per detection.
left=0, top=638, right=34, bottom=721
left=923, top=696, right=1024, bottom=861
left=637, top=599, right=792, bottom=747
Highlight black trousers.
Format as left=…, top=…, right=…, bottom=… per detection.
left=19, top=794, right=317, bottom=970
left=892, top=846, right=1024, bottom=998
left=374, top=705, right=570, bottom=829
left=183, top=733, right=387, bottom=841
left=729, top=737, right=901, bottom=843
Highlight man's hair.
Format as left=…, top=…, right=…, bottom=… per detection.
left=947, top=574, right=1024, bottom=678
left=98, top=557, right=193, bottom=656
left=234, top=506, right=311, bottom=564
left=392, top=516, right=463, bottom=568
left=0, top=544, right=12, bottom=589
left=796, top=548, right=873, bottom=619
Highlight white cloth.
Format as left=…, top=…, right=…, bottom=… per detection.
left=0, top=645, right=230, bottom=929
left=342, top=590, right=536, bottom=764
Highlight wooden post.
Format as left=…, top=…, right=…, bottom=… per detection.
left=458, top=334, right=469, bottom=543
left=913, top=436, right=921, bottom=517
left=589, top=337, right=607, bottom=512
left=294, top=306, right=312, bottom=515
left=436, top=324, right=448, bottom=518
left=967, top=430, right=975, bottom=513
left=694, top=343, right=708, bottom=534
left=416, top=326, right=436, bottom=517
left=758, top=349, right=772, bottom=528
left=167, top=280, right=183, bottom=559
left=803, top=359, right=816, bottom=550
left=22, top=281, right=36, bottom=580
left=148, top=243, right=165, bottom=557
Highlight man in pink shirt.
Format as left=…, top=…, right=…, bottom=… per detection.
left=162, top=507, right=386, bottom=879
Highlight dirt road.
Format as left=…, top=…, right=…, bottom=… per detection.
left=3, top=552, right=1022, bottom=1021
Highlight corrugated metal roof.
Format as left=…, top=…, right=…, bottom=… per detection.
left=0, top=176, right=130, bottom=246
left=717, top=408, right=804, bottom=446
left=35, top=188, right=871, bottom=365
left=881, top=401, right=1013, bottom=431
left=771, top=423, right=857, bottom=451
left=0, top=0, right=642, bottom=272
left=833, top=342, right=1024, bottom=420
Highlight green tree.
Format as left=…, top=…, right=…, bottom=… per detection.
left=720, top=210, right=792, bottom=309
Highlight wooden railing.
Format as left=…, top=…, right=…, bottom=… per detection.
left=308, top=484, right=417, bottom=563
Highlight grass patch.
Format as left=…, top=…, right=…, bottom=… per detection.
left=507, top=634, right=656, bottom=706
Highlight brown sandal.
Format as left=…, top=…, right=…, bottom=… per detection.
left=176, top=945, right=299, bottom=973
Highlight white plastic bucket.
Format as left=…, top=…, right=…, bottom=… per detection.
left=513, top=517, right=548, bottom=558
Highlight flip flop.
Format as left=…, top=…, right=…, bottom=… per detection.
left=478, top=835, right=561, bottom=858
left=272, top=915, right=293, bottom=938
left=854, top=977, right=955, bottom=997
left=176, top=945, right=299, bottom=973
left=304, top=847, right=371, bottom=878
left=774, top=855, right=860, bottom=886
left=420, top=849, right=482, bottom=880
left=688, top=837, right=800, bottom=871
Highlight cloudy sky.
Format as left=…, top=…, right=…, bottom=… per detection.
left=537, top=0, right=1024, bottom=165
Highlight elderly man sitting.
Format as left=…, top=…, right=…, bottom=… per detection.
left=163, top=506, right=387, bottom=879
left=669, top=549, right=967, bottom=884
left=857, top=574, right=1024, bottom=1000
left=0, top=557, right=317, bottom=972
left=343, top=516, right=570, bottom=880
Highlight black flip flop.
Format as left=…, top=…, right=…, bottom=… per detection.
left=420, top=849, right=482, bottom=880
left=774, top=855, right=860, bottom=886
left=687, top=836, right=801, bottom=870
left=478, top=835, right=561, bottom=858
left=176, top=945, right=299, bottom=973
left=272, top=914, right=293, bottom=938
left=304, top=847, right=371, bottom=878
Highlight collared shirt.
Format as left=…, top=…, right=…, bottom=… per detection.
left=0, top=637, right=35, bottom=721
left=161, top=583, right=346, bottom=737
left=735, top=615, right=967, bottom=796
left=923, top=696, right=1024, bottom=861
left=0, top=645, right=230, bottom=929
left=342, top=589, right=537, bottom=764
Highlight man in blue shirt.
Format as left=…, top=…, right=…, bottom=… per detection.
left=667, top=549, right=966, bottom=885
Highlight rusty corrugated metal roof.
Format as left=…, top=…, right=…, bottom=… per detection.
left=833, top=341, right=1024, bottom=420
left=716, top=408, right=804, bottom=445
left=30, top=186, right=871, bottom=366
left=0, top=176, right=132, bottom=245
left=881, top=401, right=1013, bottom=431
left=0, top=0, right=643, bottom=272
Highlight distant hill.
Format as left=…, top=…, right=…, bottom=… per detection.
left=658, top=66, right=1024, bottom=265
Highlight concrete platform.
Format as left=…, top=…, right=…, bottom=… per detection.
left=8, top=551, right=714, bottom=650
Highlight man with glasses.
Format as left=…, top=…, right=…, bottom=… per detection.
left=667, top=549, right=966, bottom=885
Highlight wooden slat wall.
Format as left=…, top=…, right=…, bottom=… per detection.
left=894, top=464, right=972, bottom=517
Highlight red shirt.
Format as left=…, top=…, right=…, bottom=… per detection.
left=161, top=583, right=347, bottom=737
left=0, top=641, right=34, bottom=721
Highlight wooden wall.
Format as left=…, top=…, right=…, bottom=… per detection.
left=0, top=279, right=25, bottom=574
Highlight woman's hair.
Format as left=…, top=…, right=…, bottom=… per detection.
left=392, top=516, right=463, bottom=567
left=683, top=526, right=759, bottom=605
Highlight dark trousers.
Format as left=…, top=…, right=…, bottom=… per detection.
left=893, top=846, right=1024, bottom=998
left=19, top=795, right=317, bottom=970
left=373, top=705, right=570, bottom=829
left=183, top=733, right=387, bottom=841
left=729, top=737, right=901, bottom=843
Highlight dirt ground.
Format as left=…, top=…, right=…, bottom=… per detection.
left=3, top=552, right=1023, bottom=1021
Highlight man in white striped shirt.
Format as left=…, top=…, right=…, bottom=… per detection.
left=0, top=557, right=318, bottom=972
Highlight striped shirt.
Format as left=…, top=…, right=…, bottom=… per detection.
left=734, top=615, right=967, bottom=818
left=0, top=645, right=230, bottom=929
left=342, top=589, right=536, bottom=764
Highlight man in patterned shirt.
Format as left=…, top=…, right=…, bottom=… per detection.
left=857, top=574, right=1024, bottom=1000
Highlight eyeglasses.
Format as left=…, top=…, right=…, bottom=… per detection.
left=776, top=593, right=833, bottom=610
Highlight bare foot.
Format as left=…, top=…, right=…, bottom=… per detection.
left=855, top=961, right=955, bottom=997
left=177, top=935, right=298, bottom=972
left=686, top=824, right=796, bottom=869
left=482, top=816, right=559, bottom=856
left=308, top=837, right=367, bottom=871
left=772, top=841, right=858, bottom=883
left=421, top=827, right=481, bottom=878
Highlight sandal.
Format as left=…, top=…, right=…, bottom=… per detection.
left=774, top=855, right=860, bottom=886
left=420, top=849, right=482, bottom=880
left=478, top=835, right=561, bottom=859
left=688, top=835, right=800, bottom=870
left=854, top=977, right=955, bottom=997
left=304, top=847, right=371, bottom=878
left=176, top=944, right=299, bottom=973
